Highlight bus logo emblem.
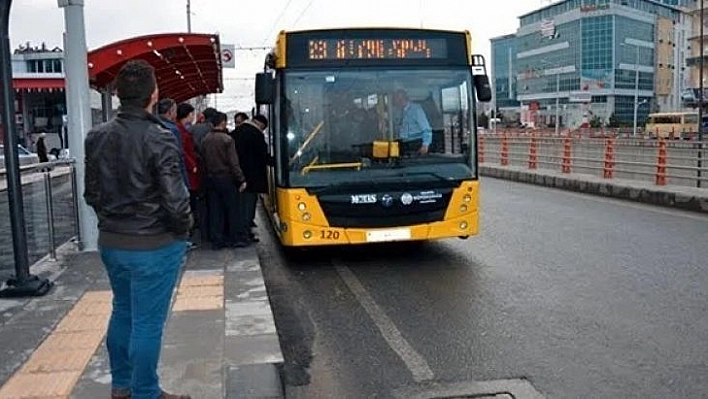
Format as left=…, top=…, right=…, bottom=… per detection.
left=380, top=194, right=394, bottom=208
left=401, top=193, right=413, bottom=205
left=351, top=194, right=377, bottom=204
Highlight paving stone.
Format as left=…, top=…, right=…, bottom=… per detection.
left=0, top=371, right=81, bottom=398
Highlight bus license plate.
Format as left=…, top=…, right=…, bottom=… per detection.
left=366, top=229, right=411, bottom=242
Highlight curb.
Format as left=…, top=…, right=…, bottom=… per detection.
left=224, top=246, right=284, bottom=398
left=480, top=165, right=708, bottom=214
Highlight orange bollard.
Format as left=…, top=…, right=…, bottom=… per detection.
left=655, top=138, right=667, bottom=186
left=528, top=135, right=538, bottom=169
left=479, top=136, right=485, bottom=163
left=501, top=134, right=509, bottom=166
left=603, top=138, right=615, bottom=179
left=561, top=136, right=572, bottom=173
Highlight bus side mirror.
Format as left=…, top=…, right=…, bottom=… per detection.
left=470, top=54, right=492, bottom=103
left=255, top=72, right=274, bottom=104
left=474, top=75, right=492, bottom=103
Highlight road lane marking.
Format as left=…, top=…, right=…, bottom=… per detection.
left=334, top=261, right=434, bottom=383
left=487, top=178, right=708, bottom=222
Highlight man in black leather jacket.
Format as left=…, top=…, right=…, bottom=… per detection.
left=84, top=60, right=191, bottom=399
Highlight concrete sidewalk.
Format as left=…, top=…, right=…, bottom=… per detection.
left=480, top=163, right=708, bottom=213
left=0, top=239, right=283, bottom=399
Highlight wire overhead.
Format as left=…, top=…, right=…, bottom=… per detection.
left=263, top=0, right=297, bottom=45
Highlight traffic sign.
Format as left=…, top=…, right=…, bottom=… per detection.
left=222, top=44, right=235, bottom=68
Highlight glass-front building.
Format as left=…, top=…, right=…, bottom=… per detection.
left=491, top=0, right=688, bottom=129
left=491, top=34, right=520, bottom=114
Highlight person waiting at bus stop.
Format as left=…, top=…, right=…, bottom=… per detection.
left=176, top=103, right=201, bottom=248
left=201, top=112, right=250, bottom=249
left=84, top=60, right=192, bottom=399
left=393, top=89, right=432, bottom=155
left=233, top=114, right=273, bottom=241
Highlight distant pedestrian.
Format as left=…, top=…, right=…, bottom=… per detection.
left=201, top=112, right=250, bottom=249
left=84, top=60, right=192, bottom=399
left=189, top=107, right=218, bottom=156
left=36, top=133, right=48, bottom=163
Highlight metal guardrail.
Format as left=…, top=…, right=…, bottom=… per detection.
left=479, top=135, right=708, bottom=188
left=0, top=158, right=80, bottom=262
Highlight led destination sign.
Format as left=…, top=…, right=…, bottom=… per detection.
left=308, top=38, right=448, bottom=60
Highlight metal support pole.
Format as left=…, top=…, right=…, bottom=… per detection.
left=0, top=0, right=52, bottom=297
left=101, top=87, right=112, bottom=122
left=69, top=160, right=82, bottom=248
left=555, top=73, right=560, bottom=136
left=58, top=0, right=98, bottom=250
left=699, top=0, right=704, bottom=188
left=43, top=168, right=56, bottom=261
left=187, top=0, right=191, bottom=33
left=633, top=45, right=639, bottom=138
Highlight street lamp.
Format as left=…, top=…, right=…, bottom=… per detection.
left=621, top=42, right=641, bottom=137
left=538, top=60, right=562, bottom=135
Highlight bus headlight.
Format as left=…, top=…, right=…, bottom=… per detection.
left=303, top=230, right=312, bottom=239
left=302, top=212, right=311, bottom=221
left=460, top=221, right=468, bottom=230
left=298, top=202, right=307, bottom=211
left=460, top=204, right=468, bottom=213
left=463, top=194, right=472, bottom=203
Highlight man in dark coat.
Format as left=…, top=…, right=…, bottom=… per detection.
left=233, top=114, right=272, bottom=241
left=36, top=133, right=48, bottom=163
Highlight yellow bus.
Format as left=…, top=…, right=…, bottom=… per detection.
left=254, top=28, right=492, bottom=246
left=644, top=112, right=704, bottom=138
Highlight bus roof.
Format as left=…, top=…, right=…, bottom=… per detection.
left=278, top=27, right=469, bottom=36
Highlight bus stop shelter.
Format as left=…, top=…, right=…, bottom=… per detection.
left=87, top=32, right=224, bottom=105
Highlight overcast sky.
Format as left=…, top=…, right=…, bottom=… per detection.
left=9, top=0, right=551, bottom=111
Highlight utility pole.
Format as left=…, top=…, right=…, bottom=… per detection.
left=633, top=45, right=640, bottom=138
left=187, top=0, right=191, bottom=33
left=555, top=72, right=560, bottom=136
left=58, top=0, right=98, bottom=250
left=699, top=0, right=704, bottom=188
left=0, top=0, right=52, bottom=297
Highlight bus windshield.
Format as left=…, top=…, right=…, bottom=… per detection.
left=283, top=68, right=475, bottom=187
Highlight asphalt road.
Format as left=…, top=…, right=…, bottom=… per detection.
left=258, top=177, right=708, bottom=398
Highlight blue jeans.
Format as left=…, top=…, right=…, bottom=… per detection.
left=100, top=240, right=187, bottom=399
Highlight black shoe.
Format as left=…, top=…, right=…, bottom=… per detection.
left=251, top=221, right=257, bottom=228
left=212, top=243, right=227, bottom=250
left=230, top=240, right=251, bottom=248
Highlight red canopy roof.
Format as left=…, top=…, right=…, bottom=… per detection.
left=87, top=33, right=223, bottom=103
left=13, top=78, right=65, bottom=90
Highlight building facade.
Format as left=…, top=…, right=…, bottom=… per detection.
left=683, top=1, right=708, bottom=107
left=6, top=43, right=115, bottom=151
left=490, top=34, right=521, bottom=122
left=491, top=0, right=690, bottom=129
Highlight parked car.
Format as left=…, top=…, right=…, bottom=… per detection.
left=0, top=144, right=40, bottom=167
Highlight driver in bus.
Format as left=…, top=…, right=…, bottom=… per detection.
left=393, top=89, right=432, bottom=155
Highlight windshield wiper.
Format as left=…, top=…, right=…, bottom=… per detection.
left=395, top=171, right=456, bottom=183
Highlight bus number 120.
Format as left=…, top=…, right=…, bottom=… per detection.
left=321, top=230, right=341, bottom=240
